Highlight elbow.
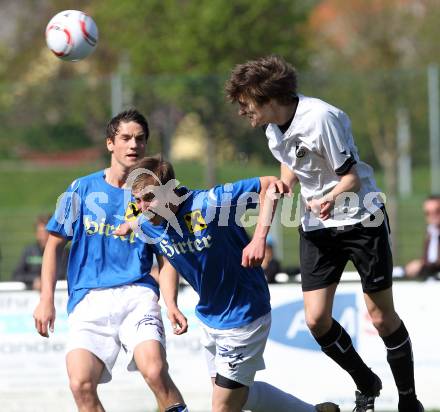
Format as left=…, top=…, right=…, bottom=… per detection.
left=260, top=176, right=278, bottom=190
left=267, top=176, right=279, bottom=184
left=352, top=177, right=361, bottom=193
left=345, top=168, right=361, bottom=193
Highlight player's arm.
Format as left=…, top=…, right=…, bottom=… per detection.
left=280, top=162, right=298, bottom=193
left=308, top=167, right=360, bottom=220
left=113, top=219, right=138, bottom=236
left=150, top=255, right=160, bottom=283
left=242, top=175, right=286, bottom=268
left=156, top=255, right=188, bottom=335
left=310, top=112, right=361, bottom=220
left=33, top=233, right=67, bottom=337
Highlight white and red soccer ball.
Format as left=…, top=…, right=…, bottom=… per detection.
left=45, top=10, right=98, bottom=61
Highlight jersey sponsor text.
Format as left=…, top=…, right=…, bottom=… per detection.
left=159, top=235, right=213, bottom=258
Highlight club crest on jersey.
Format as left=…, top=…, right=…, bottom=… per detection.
left=125, top=202, right=141, bottom=221
left=184, top=210, right=207, bottom=233
left=295, top=144, right=306, bottom=158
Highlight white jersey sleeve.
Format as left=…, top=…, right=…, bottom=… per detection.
left=265, top=95, right=382, bottom=231
left=318, top=110, right=357, bottom=175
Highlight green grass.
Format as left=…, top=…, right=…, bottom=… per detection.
left=0, top=160, right=433, bottom=281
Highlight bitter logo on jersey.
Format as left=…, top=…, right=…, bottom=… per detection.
left=124, top=202, right=141, bottom=221
left=184, top=210, right=207, bottom=233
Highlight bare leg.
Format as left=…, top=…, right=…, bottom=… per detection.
left=66, top=349, right=105, bottom=412
left=303, top=284, right=338, bottom=337
left=134, top=340, right=185, bottom=412
left=304, top=283, right=378, bottom=393
left=212, top=384, right=248, bottom=412
left=363, top=287, right=400, bottom=336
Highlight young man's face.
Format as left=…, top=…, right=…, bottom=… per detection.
left=133, top=188, right=163, bottom=226
left=238, top=96, right=276, bottom=128
left=106, top=121, right=146, bottom=169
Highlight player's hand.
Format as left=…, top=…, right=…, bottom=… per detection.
left=167, top=307, right=188, bottom=335
left=113, top=222, right=133, bottom=236
left=267, top=180, right=292, bottom=199
left=307, top=197, right=333, bottom=220
left=319, top=200, right=333, bottom=220
left=33, top=300, right=56, bottom=338
left=242, top=237, right=266, bottom=267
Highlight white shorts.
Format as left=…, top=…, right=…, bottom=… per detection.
left=67, top=285, right=165, bottom=383
left=200, top=313, right=271, bottom=387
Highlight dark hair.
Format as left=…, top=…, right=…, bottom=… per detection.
left=225, top=55, right=298, bottom=106
left=106, top=109, right=149, bottom=142
left=129, top=155, right=175, bottom=192
left=426, top=194, right=440, bottom=201
left=35, top=213, right=52, bottom=225
left=36, top=213, right=51, bottom=226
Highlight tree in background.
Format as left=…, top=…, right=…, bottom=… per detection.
left=0, top=0, right=314, bottom=183
left=1, top=0, right=438, bottom=189
left=91, top=0, right=313, bottom=184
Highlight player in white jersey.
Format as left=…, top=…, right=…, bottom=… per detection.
left=226, top=55, right=423, bottom=412
left=33, top=110, right=187, bottom=412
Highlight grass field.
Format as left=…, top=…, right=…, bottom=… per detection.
left=0, top=160, right=432, bottom=281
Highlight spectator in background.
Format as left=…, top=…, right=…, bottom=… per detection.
left=261, top=235, right=281, bottom=283
left=12, top=214, right=67, bottom=290
left=405, top=195, right=440, bottom=280
left=261, top=235, right=300, bottom=284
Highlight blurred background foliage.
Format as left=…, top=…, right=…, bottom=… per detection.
left=0, top=0, right=438, bottom=165
left=0, top=0, right=440, bottom=279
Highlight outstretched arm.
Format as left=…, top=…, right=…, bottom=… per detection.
left=157, top=255, right=188, bottom=335
left=242, top=174, right=291, bottom=267
left=113, top=219, right=138, bottom=236
left=33, top=233, right=67, bottom=337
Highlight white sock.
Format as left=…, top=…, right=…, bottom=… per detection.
left=243, top=381, right=315, bottom=412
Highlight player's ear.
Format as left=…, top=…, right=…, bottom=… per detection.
left=106, top=137, right=114, bottom=153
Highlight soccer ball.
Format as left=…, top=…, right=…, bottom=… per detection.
left=45, top=10, right=98, bottom=61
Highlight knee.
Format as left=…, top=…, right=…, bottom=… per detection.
left=212, top=400, right=234, bottom=412
left=305, top=314, right=332, bottom=336
left=140, top=361, right=168, bottom=388
left=370, top=314, right=384, bottom=333
left=69, top=377, right=97, bottom=401
left=369, top=310, right=400, bottom=336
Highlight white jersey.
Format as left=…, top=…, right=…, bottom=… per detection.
left=266, top=94, right=383, bottom=231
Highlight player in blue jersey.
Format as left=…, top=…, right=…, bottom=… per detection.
left=33, top=110, right=188, bottom=412
left=115, top=155, right=340, bottom=412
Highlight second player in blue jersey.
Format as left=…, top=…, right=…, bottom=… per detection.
left=115, top=155, right=340, bottom=412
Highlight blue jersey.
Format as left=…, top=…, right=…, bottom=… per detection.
left=47, top=170, right=159, bottom=314
left=140, top=177, right=271, bottom=329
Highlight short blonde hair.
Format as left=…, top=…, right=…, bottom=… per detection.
left=129, top=155, right=175, bottom=193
